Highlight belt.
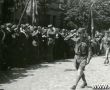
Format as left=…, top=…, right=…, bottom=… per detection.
left=75, top=53, right=87, bottom=56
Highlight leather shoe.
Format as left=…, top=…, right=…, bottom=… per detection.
left=71, top=85, right=76, bottom=90
left=81, top=82, right=87, bottom=88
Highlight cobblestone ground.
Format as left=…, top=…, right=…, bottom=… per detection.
left=0, top=56, right=110, bottom=90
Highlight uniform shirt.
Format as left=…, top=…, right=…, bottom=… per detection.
left=74, top=36, right=92, bottom=62
left=102, top=36, right=110, bottom=48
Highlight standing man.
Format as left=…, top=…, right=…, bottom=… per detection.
left=101, top=31, right=110, bottom=64
left=47, top=24, right=56, bottom=61
left=71, top=28, right=92, bottom=90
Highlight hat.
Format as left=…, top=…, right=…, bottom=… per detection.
left=11, top=25, right=17, bottom=29
left=33, top=26, right=37, bottom=30
left=29, top=26, right=34, bottom=31
left=38, top=26, right=41, bottom=29
left=48, top=24, right=53, bottom=28
left=6, top=23, right=12, bottom=27
left=62, top=29, right=66, bottom=32
left=70, top=29, right=76, bottom=33
left=25, top=23, right=29, bottom=26
left=14, top=28, right=18, bottom=31
left=1, top=25, right=5, bottom=29
left=77, top=28, right=85, bottom=33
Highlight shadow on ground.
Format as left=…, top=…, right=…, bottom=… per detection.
left=0, top=59, right=73, bottom=84
left=0, top=64, right=50, bottom=84
left=44, top=59, right=73, bottom=64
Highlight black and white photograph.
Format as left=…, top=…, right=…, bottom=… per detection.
left=0, top=0, right=110, bottom=90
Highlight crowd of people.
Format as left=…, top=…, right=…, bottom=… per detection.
left=0, top=23, right=107, bottom=70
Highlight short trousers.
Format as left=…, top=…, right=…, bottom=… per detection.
left=75, top=55, right=87, bottom=70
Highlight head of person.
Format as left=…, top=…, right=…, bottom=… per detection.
left=48, top=24, right=53, bottom=29
left=1, top=25, right=5, bottom=29
left=105, top=31, right=109, bottom=37
left=77, top=28, right=85, bottom=38
left=70, top=29, right=76, bottom=34
left=6, top=23, right=12, bottom=28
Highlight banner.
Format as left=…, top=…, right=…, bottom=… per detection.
left=87, top=3, right=94, bottom=37
left=26, top=0, right=38, bottom=24
left=26, top=0, right=32, bottom=16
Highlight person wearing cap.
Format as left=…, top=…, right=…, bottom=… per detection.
left=5, top=23, right=12, bottom=28
left=71, top=28, right=92, bottom=90
left=47, top=24, right=56, bottom=61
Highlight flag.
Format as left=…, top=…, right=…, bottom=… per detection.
left=34, top=0, right=38, bottom=15
left=32, top=0, right=35, bottom=24
left=87, top=3, right=94, bottom=37
left=26, top=0, right=38, bottom=24
left=26, top=0, right=32, bottom=16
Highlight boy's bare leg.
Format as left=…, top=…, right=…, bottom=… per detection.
left=81, top=73, right=87, bottom=88
left=104, top=47, right=109, bottom=64
left=71, top=68, right=84, bottom=90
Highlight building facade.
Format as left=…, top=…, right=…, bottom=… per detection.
left=38, top=0, right=66, bottom=28
left=0, top=0, right=72, bottom=27
left=0, top=0, right=4, bottom=23
left=37, top=0, right=73, bottom=28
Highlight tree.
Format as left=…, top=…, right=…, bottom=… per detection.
left=65, top=0, right=110, bottom=31
left=65, top=0, right=91, bottom=28
left=93, top=0, right=110, bottom=30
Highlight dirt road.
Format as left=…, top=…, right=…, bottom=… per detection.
left=0, top=56, right=110, bottom=90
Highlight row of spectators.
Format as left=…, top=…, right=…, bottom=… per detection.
left=0, top=23, right=75, bottom=70
left=0, top=23, right=104, bottom=70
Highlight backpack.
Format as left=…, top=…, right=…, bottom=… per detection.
left=76, top=42, right=88, bottom=55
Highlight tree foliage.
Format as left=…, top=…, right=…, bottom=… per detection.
left=65, top=0, right=110, bottom=30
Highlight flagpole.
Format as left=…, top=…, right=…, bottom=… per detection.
left=32, top=0, right=34, bottom=26
left=91, top=2, right=94, bottom=39
left=17, top=0, right=30, bottom=29
left=32, top=0, right=39, bottom=59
